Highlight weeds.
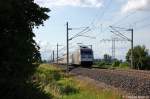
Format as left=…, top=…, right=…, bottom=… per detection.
left=33, top=64, right=122, bottom=99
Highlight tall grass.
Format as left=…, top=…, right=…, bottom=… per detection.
left=33, top=64, right=122, bottom=99
left=62, top=76, right=122, bottom=99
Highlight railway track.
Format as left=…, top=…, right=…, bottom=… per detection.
left=93, top=68, right=150, bottom=80
left=70, top=67, right=150, bottom=96
left=57, top=64, right=150, bottom=79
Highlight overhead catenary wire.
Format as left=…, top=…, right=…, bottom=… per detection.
left=119, top=15, right=150, bottom=28
left=110, top=26, right=131, bottom=41
left=91, top=0, right=113, bottom=28
left=69, top=27, right=91, bottom=40
left=58, top=42, right=75, bottom=52
left=69, top=27, right=89, bottom=30
left=73, top=0, right=113, bottom=40
left=57, top=1, right=150, bottom=62
left=90, top=3, right=136, bottom=39
left=111, top=11, right=137, bottom=26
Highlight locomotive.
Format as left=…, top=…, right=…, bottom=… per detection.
left=58, top=45, right=94, bottom=67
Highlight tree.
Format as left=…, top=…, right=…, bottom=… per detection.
left=112, top=60, right=120, bottom=67
left=0, top=0, right=50, bottom=98
left=126, top=45, right=150, bottom=70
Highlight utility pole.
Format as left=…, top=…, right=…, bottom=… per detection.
left=66, top=22, right=69, bottom=73
left=51, top=54, right=52, bottom=63
left=109, top=26, right=134, bottom=68
left=65, top=22, right=91, bottom=73
left=57, top=43, right=58, bottom=64
left=53, top=50, right=55, bottom=62
left=112, top=38, right=116, bottom=60
left=130, top=29, right=134, bottom=69
left=101, top=38, right=116, bottom=60
left=101, top=37, right=127, bottom=60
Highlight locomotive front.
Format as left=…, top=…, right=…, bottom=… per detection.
left=80, top=47, right=93, bottom=67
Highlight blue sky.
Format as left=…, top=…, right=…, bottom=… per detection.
left=34, top=0, right=150, bottom=60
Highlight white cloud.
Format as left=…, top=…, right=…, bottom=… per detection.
left=35, top=0, right=103, bottom=8
left=122, top=0, right=150, bottom=13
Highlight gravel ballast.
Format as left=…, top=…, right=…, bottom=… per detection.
left=70, top=68, right=150, bottom=96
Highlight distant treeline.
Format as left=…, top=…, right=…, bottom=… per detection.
left=94, top=45, right=150, bottom=70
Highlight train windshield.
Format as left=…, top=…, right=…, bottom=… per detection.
left=81, top=49, right=93, bottom=55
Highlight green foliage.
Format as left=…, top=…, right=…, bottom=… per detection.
left=95, top=60, right=112, bottom=69
left=112, top=61, right=120, bottom=67
left=119, top=62, right=129, bottom=69
left=34, top=64, right=79, bottom=98
left=126, top=45, right=150, bottom=70
left=0, top=0, right=50, bottom=98
left=36, top=64, right=122, bottom=99
left=97, top=61, right=105, bottom=66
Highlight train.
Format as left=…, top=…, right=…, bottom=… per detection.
left=58, top=45, right=94, bottom=67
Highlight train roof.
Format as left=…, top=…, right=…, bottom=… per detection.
left=79, top=45, right=89, bottom=49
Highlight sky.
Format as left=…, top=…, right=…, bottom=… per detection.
left=33, top=0, right=150, bottom=60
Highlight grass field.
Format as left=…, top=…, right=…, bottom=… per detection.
left=33, top=64, right=122, bottom=99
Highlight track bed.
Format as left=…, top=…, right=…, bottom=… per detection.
left=70, top=67, right=150, bottom=96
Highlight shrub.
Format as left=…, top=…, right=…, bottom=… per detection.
left=112, top=61, right=120, bottom=67
left=98, top=61, right=106, bottom=67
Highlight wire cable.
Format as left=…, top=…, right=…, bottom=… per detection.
left=111, top=11, right=137, bottom=26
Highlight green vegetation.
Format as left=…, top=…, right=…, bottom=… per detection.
left=126, top=45, right=150, bottom=70
left=94, top=52, right=130, bottom=69
left=119, top=62, right=130, bottom=69
left=0, top=0, right=50, bottom=99
left=95, top=60, right=129, bottom=69
left=94, top=61, right=110, bottom=69
left=33, top=64, right=78, bottom=98
left=112, top=61, right=120, bottom=67
left=94, top=54, right=113, bottom=69
left=95, top=45, right=150, bottom=70
left=62, top=78, right=122, bottom=99
left=34, top=64, right=122, bottom=99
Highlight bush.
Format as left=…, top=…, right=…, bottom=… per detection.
left=98, top=61, right=106, bottom=67
left=97, top=62, right=108, bottom=69
left=95, top=61, right=112, bottom=69
left=112, top=61, right=120, bottom=67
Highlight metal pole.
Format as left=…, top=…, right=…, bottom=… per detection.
left=112, top=39, right=114, bottom=60
left=66, top=22, right=69, bottom=73
left=131, top=29, right=133, bottom=69
left=57, top=43, right=58, bottom=64
left=53, top=50, right=55, bottom=62
left=114, top=38, right=116, bottom=60
left=51, top=54, right=52, bottom=63
left=112, top=38, right=115, bottom=60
